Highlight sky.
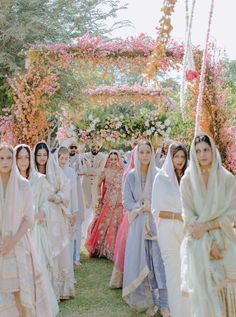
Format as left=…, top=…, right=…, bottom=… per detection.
left=110, top=0, right=236, bottom=60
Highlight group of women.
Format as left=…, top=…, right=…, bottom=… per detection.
left=0, top=142, right=79, bottom=317
left=0, top=132, right=236, bottom=317
left=85, top=134, right=236, bottom=317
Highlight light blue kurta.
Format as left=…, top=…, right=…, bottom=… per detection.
left=122, top=169, right=167, bottom=311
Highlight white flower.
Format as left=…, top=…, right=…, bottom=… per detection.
left=116, top=122, right=122, bottom=129
left=151, top=127, right=155, bottom=132
left=156, top=121, right=161, bottom=127
left=146, top=129, right=152, bottom=136
left=166, top=127, right=171, bottom=134
left=94, top=117, right=100, bottom=124
left=164, top=119, right=171, bottom=126
left=88, top=114, right=93, bottom=121
left=145, top=120, right=149, bottom=127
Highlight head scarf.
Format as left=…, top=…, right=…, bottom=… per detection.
left=133, top=141, right=158, bottom=203
left=100, top=150, right=124, bottom=199
left=0, top=145, right=32, bottom=238
left=122, top=147, right=135, bottom=185
left=152, top=142, right=187, bottom=216
left=32, top=141, right=64, bottom=192
left=180, top=133, right=236, bottom=317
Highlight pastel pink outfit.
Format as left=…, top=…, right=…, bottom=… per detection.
left=109, top=148, right=135, bottom=288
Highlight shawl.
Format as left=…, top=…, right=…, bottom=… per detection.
left=0, top=146, right=53, bottom=316
left=122, top=145, right=164, bottom=311
left=180, top=133, right=236, bottom=317
left=32, top=141, right=70, bottom=214
left=152, top=143, right=182, bottom=218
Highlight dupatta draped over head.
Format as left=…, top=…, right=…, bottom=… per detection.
left=122, top=143, right=166, bottom=311
left=0, top=145, right=53, bottom=316
left=180, top=134, right=236, bottom=317
left=152, top=142, right=183, bottom=217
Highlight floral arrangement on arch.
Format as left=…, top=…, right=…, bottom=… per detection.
left=76, top=109, right=171, bottom=148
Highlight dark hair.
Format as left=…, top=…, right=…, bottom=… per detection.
left=138, top=140, right=152, bottom=151
left=108, top=151, right=119, bottom=159
left=16, top=145, right=31, bottom=179
left=194, top=135, right=211, bottom=148
left=34, top=142, right=49, bottom=170
left=170, top=142, right=188, bottom=183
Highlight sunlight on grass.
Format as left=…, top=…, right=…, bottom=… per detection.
left=58, top=249, right=162, bottom=317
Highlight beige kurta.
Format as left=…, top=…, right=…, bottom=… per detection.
left=80, top=152, right=107, bottom=209
left=0, top=176, right=54, bottom=317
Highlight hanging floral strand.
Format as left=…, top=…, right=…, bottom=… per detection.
left=145, top=0, right=178, bottom=79
left=195, top=0, right=215, bottom=135
left=180, top=0, right=197, bottom=114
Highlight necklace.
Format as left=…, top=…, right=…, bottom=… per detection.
left=141, top=174, right=146, bottom=190
left=201, top=167, right=211, bottom=174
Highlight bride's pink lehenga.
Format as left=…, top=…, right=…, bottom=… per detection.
left=85, top=163, right=124, bottom=261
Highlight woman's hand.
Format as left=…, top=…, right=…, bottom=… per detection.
left=189, top=223, right=208, bottom=239
left=68, top=213, right=77, bottom=226
left=0, top=236, right=16, bottom=255
left=140, top=199, right=151, bottom=213
left=210, top=241, right=223, bottom=260
left=48, top=194, right=61, bottom=204
left=35, top=211, right=46, bottom=224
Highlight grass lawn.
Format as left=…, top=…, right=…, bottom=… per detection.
left=58, top=250, right=162, bottom=317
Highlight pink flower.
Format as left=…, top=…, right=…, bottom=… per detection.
left=185, top=70, right=198, bottom=81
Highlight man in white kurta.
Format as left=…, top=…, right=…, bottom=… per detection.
left=78, top=143, right=107, bottom=239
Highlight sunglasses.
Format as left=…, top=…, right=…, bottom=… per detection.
left=69, top=146, right=77, bottom=149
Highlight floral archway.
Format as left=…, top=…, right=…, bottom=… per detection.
left=0, top=0, right=235, bottom=172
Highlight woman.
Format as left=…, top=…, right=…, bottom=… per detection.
left=155, top=140, right=173, bottom=168
left=122, top=140, right=169, bottom=317
left=180, top=134, right=236, bottom=317
left=0, top=143, right=53, bottom=317
left=109, top=147, right=135, bottom=288
left=15, top=144, right=59, bottom=316
left=33, top=141, right=74, bottom=300
left=85, top=151, right=124, bottom=260
left=55, top=146, right=79, bottom=263
left=152, top=142, right=191, bottom=317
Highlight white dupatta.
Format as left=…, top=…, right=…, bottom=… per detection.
left=180, top=134, right=236, bottom=317
left=152, top=144, right=182, bottom=218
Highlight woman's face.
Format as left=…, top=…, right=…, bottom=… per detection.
left=36, top=148, right=48, bottom=166
left=163, top=143, right=170, bottom=155
left=0, top=149, right=13, bottom=175
left=58, top=153, right=69, bottom=169
left=16, top=148, right=30, bottom=174
left=195, top=141, right=213, bottom=167
left=172, top=150, right=186, bottom=172
left=109, top=153, right=118, bottom=167
left=138, top=144, right=152, bottom=166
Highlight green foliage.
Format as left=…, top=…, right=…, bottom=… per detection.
left=0, top=0, right=129, bottom=109
left=59, top=250, right=160, bottom=317
left=75, top=104, right=171, bottom=150
left=224, top=59, right=236, bottom=112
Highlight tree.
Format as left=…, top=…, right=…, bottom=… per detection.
left=0, top=0, right=129, bottom=108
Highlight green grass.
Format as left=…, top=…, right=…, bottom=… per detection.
left=58, top=250, right=162, bottom=317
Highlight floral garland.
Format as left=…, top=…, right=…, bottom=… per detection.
left=195, top=0, right=215, bottom=135
left=83, top=85, right=161, bottom=96
left=145, top=0, right=178, bottom=79
left=76, top=110, right=171, bottom=147
left=180, top=0, right=197, bottom=114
